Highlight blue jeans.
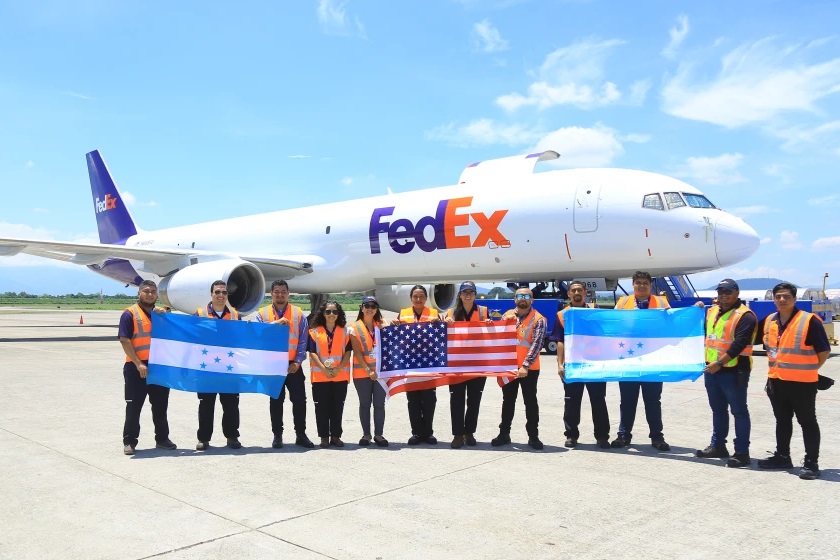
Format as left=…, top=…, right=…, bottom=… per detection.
left=704, top=370, right=750, bottom=454
left=617, top=381, right=664, bottom=441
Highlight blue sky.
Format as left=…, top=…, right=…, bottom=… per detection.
left=2, top=0, right=840, bottom=294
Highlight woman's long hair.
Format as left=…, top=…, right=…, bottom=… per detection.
left=451, top=295, right=473, bottom=321
left=312, top=300, right=347, bottom=329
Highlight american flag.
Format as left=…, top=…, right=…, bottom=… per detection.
left=376, top=319, right=518, bottom=396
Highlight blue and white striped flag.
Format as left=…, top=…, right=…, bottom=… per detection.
left=148, top=313, right=289, bottom=397
left=564, top=306, right=704, bottom=383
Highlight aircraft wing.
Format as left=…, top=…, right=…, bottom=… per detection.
left=0, top=237, right=314, bottom=276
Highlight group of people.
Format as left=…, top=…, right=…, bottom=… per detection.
left=118, top=272, right=831, bottom=480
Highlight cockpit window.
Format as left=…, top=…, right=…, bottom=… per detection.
left=642, top=193, right=664, bottom=210
left=664, top=192, right=686, bottom=209
left=682, top=193, right=716, bottom=209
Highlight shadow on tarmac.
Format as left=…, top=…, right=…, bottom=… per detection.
left=0, top=336, right=115, bottom=342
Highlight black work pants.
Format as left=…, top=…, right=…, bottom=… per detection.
left=312, top=381, right=348, bottom=438
left=563, top=380, right=610, bottom=441
left=767, top=378, right=820, bottom=462
left=499, top=370, right=540, bottom=438
left=270, top=371, right=307, bottom=436
left=450, top=377, right=487, bottom=436
left=197, top=392, right=240, bottom=442
left=617, top=381, right=664, bottom=441
left=407, top=388, right=437, bottom=438
left=123, top=361, right=170, bottom=446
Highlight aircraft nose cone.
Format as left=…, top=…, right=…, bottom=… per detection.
left=715, top=213, right=760, bottom=267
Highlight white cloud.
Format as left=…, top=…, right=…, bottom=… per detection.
left=316, top=0, right=365, bottom=38
left=779, top=230, right=802, bottom=250
left=731, top=205, right=777, bottom=218
left=287, top=154, right=311, bottom=159
left=341, top=177, right=353, bottom=185
left=662, top=15, right=689, bottom=59
left=762, top=163, right=792, bottom=184
left=761, top=237, right=772, bottom=244
left=426, top=119, right=544, bottom=147
left=33, top=208, right=49, bottom=213
left=621, top=132, right=651, bottom=144
left=808, top=193, right=840, bottom=207
left=531, top=124, right=625, bottom=168
left=495, top=38, right=626, bottom=111
left=472, top=20, right=508, bottom=53
left=662, top=37, right=840, bottom=127
left=627, top=79, right=651, bottom=105
left=676, top=153, right=747, bottom=185
left=25, top=160, right=34, bottom=168
left=772, top=120, right=840, bottom=152
left=812, top=236, right=840, bottom=251
left=63, top=91, right=94, bottom=100
left=120, top=191, right=157, bottom=208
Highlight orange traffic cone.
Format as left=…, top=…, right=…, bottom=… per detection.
left=79, top=315, right=84, bottom=325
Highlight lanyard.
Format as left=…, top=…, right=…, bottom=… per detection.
left=325, top=327, right=335, bottom=356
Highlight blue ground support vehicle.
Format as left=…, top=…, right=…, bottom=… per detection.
left=481, top=298, right=564, bottom=353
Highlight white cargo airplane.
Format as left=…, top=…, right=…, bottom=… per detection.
left=0, top=150, right=759, bottom=314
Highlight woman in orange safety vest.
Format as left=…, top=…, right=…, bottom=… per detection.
left=349, top=296, right=389, bottom=447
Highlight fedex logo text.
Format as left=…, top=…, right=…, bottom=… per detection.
left=369, top=197, right=509, bottom=254
left=95, top=194, right=117, bottom=213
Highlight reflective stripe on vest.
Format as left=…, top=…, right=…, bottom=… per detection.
left=399, top=307, right=439, bottom=323
left=445, top=305, right=488, bottom=322
left=704, top=303, right=755, bottom=367
left=616, top=295, right=669, bottom=309
left=126, top=304, right=152, bottom=362
left=503, top=308, right=544, bottom=370
left=195, top=305, right=240, bottom=320
left=351, top=319, right=378, bottom=379
left=259, top=304, right=302, bottom=361
left=309, top=326, right=350, bottom=383
left=764, top=311, right=820, bottom=382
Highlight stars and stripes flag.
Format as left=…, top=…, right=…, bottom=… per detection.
left=148, top=312, right=289, bottom=397
left=376, top=319, right=518, bottom=397
left=564, top=306, right=704, bottom=383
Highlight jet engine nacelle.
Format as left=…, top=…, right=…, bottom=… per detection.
left=158, top=259, right=265, bottom=315
left=374, top=283, right=458, bottom=314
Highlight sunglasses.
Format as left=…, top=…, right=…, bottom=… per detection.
left=515, top=294, right=532, bottom=300
left=323, top=309, right=339, bottom=315
left=461, top=290, right=476, bottom=296
left=362, top=303, right=378, bottom=309
left=213, top=290, right=228, bottom=295
left=717, top=289, right=733, bottom=295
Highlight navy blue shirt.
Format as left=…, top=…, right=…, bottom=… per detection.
left=768, top=307, right=831, bottom=353
left=117, top=305, right=150, bottom=339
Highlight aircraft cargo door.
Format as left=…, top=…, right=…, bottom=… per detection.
left=573, top=183, right=600, bottom=233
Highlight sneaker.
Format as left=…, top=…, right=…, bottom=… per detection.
left=123, top=444, right=135, bottom=455
left=758, top=452, right=794, bottom=469
left=408, top=435, right=422, bottom=445
left=272, top=436, right=283, bottom=449
left=295, top=435, right=316, bottom=449
left=491, top=434, right=511, bottom=447
left=196, top=441, right=209, bottom=451
left=451, top=435, right=465, bottom=449
left=319, top=437, right=330, bottom=449
left=696, top=445, right=730, bottom=459
left=651, top=440, right=671, bottom=452
left=799, top=461, right=820, bottom=480
left=155, top=439, right=177, bottom=450
left=610, top=437, right=631, bottom=449
left=226, top=438, right=242, bottom=450
left=564, top=437, right=578, bottom=448
left=425, top=435, right=438, bottom=445
left=464, top=433, right=477, bottom=446
left=596, top=439, right=611, bottom=449
left=528, top=438, right=544, bottom=450
left=726, top=453, right=751, bottom=468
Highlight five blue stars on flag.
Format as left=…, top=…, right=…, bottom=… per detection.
left=616, top=340, right=644, bottom=360
left=198, top=347, right=237, bottom=372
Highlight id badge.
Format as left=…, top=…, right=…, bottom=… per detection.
left=708, top=334, right=717, bottom=341
left=768, top=348, right=778, bottom=359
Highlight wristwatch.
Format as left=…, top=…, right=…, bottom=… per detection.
left=715, top=360, right=723, bottom=367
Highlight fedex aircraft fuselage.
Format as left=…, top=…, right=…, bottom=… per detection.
left=1, top=150, right=760, bottom=314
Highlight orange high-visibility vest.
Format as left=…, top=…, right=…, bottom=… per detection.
left=125, top=304, right=152, bottom=362
left=556, top=303, right=595, bottom=328
left=259, top=304, right=303, bottom=362
left=502, top=308, right=545, bottom=370
left=615, top=295, right=670, bottom=309
left=445, top=305, right=488, bottom=322
left=398, top=307, right=439, bottom=323
left=309, top=325, right=351, bottom=383
left=704, top=303, right=755, bottom=368
left=195, top=305, right=241, bottom=320
left=764, top=311, right=820, bottom=382
left=351, top=319, right=379, bottom=379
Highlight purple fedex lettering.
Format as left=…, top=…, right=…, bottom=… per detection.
left=369, top=201, right=449, bottom=254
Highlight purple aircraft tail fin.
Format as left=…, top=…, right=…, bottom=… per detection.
left=86, top=150, right=138, bottom=245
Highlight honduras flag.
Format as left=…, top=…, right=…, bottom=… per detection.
left=148, top=313, right=289, bottom=397
left=564, top=306, right=704, bottom=383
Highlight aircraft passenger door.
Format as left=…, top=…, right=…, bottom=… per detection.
left=573, top=183, right=600, bottom=233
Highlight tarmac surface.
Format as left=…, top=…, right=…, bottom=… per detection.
left=1, top=308, right=839, bottom=560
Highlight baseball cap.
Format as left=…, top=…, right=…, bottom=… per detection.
left=717, top=279, right=739, bottom=291
left=459, top=281, right=477, bottom=293
left=361, top=296, right=379, bottom=305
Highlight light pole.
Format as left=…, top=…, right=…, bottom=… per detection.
left=823, top=273, right=829, bottom=299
